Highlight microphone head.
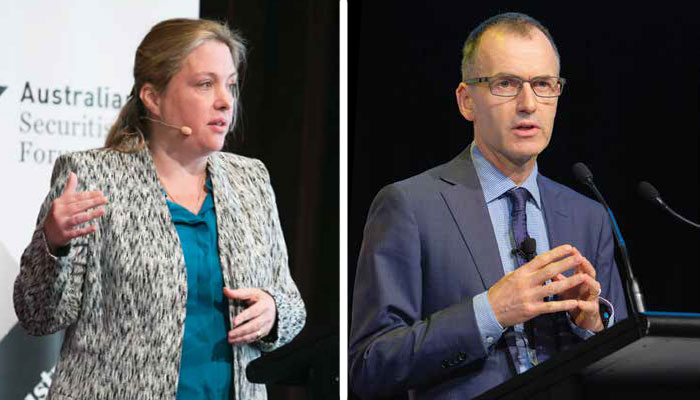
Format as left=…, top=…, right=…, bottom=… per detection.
left=572, top=162, right=593, bottom=185
left=521, top=237, right=536, bottom=254
left=180, top=126, right=192, bottom=135
left=638, top=181, right=660, bottom=202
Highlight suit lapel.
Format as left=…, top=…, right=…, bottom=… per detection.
left=537, top=175, right=570, bottom=251
left=439, top=149, right=504, bottom=289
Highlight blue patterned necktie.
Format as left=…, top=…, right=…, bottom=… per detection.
left=504, top=187, right=557, bottom=371
left=508, top=188, right=530, bottom=266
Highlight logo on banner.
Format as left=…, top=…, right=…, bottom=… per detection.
left=0, top=86, right=6, bottom=98
left=12, top=81, right=128, bottom=165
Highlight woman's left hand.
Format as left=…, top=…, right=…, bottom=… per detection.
left=224, top=287, right=277, bottom=345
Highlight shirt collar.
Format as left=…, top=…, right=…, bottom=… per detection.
left=470, top=142, right=542, bottom=209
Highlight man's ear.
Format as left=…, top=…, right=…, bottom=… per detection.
left=456, top=82, right=476, bottom=122
left=139, top=83, right=161, bottom=117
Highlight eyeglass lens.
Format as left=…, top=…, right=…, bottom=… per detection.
left=490, top=77, right=561, bottom=97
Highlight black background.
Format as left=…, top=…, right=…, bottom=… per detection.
left=350, top=2, right=699, bottom=397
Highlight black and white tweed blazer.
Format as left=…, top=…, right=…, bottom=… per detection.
left=14, top=147, right=306, bottom=400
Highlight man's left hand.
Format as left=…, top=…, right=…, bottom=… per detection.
left=551, top=248, right=604, bottom=332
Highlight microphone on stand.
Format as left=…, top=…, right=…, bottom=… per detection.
left=141, top=116, right=192, bottom=135
left=638, top=181, right=700, bottom=229
left=572, top=162, right=645, bottom=315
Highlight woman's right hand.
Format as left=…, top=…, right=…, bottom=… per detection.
left=43, top=171, right=108, bottom=253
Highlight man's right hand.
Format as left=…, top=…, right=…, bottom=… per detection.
left=487, top=244, right=585, bottom=328
left=42, top=171, right=107, bottom=253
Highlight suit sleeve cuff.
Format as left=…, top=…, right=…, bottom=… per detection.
left=473, top=291, right=505, bottom=351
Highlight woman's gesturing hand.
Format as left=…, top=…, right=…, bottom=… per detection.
left=224, top=287, right=277, bottom=345
left=42, top=171, right=108, bottom=253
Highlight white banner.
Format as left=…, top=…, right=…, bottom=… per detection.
left=0, top=1, right=198, bottom=398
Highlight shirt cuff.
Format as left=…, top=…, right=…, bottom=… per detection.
left=599, top=296, right=615, bottom=328
left=473, top=291, right=505, bottom=351
left=566, top=296, right=616, bottom=339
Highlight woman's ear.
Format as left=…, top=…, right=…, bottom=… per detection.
left=139, top=83, right=161, bottom=117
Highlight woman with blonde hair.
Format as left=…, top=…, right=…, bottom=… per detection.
left=14, top=18, right=305, bottom=400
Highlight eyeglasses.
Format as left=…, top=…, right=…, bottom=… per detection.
left=463, top=75, right=566, bottom=98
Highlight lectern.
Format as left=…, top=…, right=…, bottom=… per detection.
left=246, top=327, right=339, bottom=400
left=476, top=312, right=700, bottom=399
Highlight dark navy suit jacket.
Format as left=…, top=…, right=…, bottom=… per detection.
left=349, top=148, right=628, bottom=399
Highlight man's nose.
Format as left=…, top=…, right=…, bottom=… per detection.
left=516, top=82, right=537, bottom=114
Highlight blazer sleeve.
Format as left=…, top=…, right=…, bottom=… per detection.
left=593, top=205, right=629, bottom=324
left=349, top=184, right=488, bottom=399
left=14, top=154, right=89, bottom=336
left=254, top=161, right=306, bottom=352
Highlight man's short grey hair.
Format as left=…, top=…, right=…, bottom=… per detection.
left=460, top=12, right=560, bottom=82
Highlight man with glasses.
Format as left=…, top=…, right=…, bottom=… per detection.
left=350, top=12, right=627, bottom=399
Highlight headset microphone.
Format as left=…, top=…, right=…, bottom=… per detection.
left=141, top=117, right=192, bottom=135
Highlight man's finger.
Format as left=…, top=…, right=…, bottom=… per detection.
left=572, top=298, right=601, bottom=322
left=571, top=300, right=604, bottom=332
left=535, top=299, right=579, bottom=315
left=575, top=252, right=597, bottom=279
left=538, top=274, right=584, bottom=298
left=551, top=273, right=566, bottom=281
left=578, top=274, right=601, bottom=299
left=524, top=244, right=574, bottom=272
left=62, top=171, right=78, bottom=195
left=533, top=253, right=580, bottom=284
left=577, top=298, right=599, bottom=313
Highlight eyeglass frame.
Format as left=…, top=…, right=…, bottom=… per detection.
left=463, top=75, right=567, bottom=98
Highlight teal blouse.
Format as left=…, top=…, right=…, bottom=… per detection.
left=166, top=178, right=233, bottom=399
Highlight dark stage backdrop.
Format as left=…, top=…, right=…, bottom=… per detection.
left=201, top=1, right=338, bottom=399
left=349, top=2, right=699, bottom=397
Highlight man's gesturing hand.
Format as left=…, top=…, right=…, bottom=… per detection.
left=552, top=249, right=604, bottom=332
left=224, top=287, right=277, bottom=345
left=488, top=245, right=587, bottom=328
left=42, top=171, right=107, bottom=253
